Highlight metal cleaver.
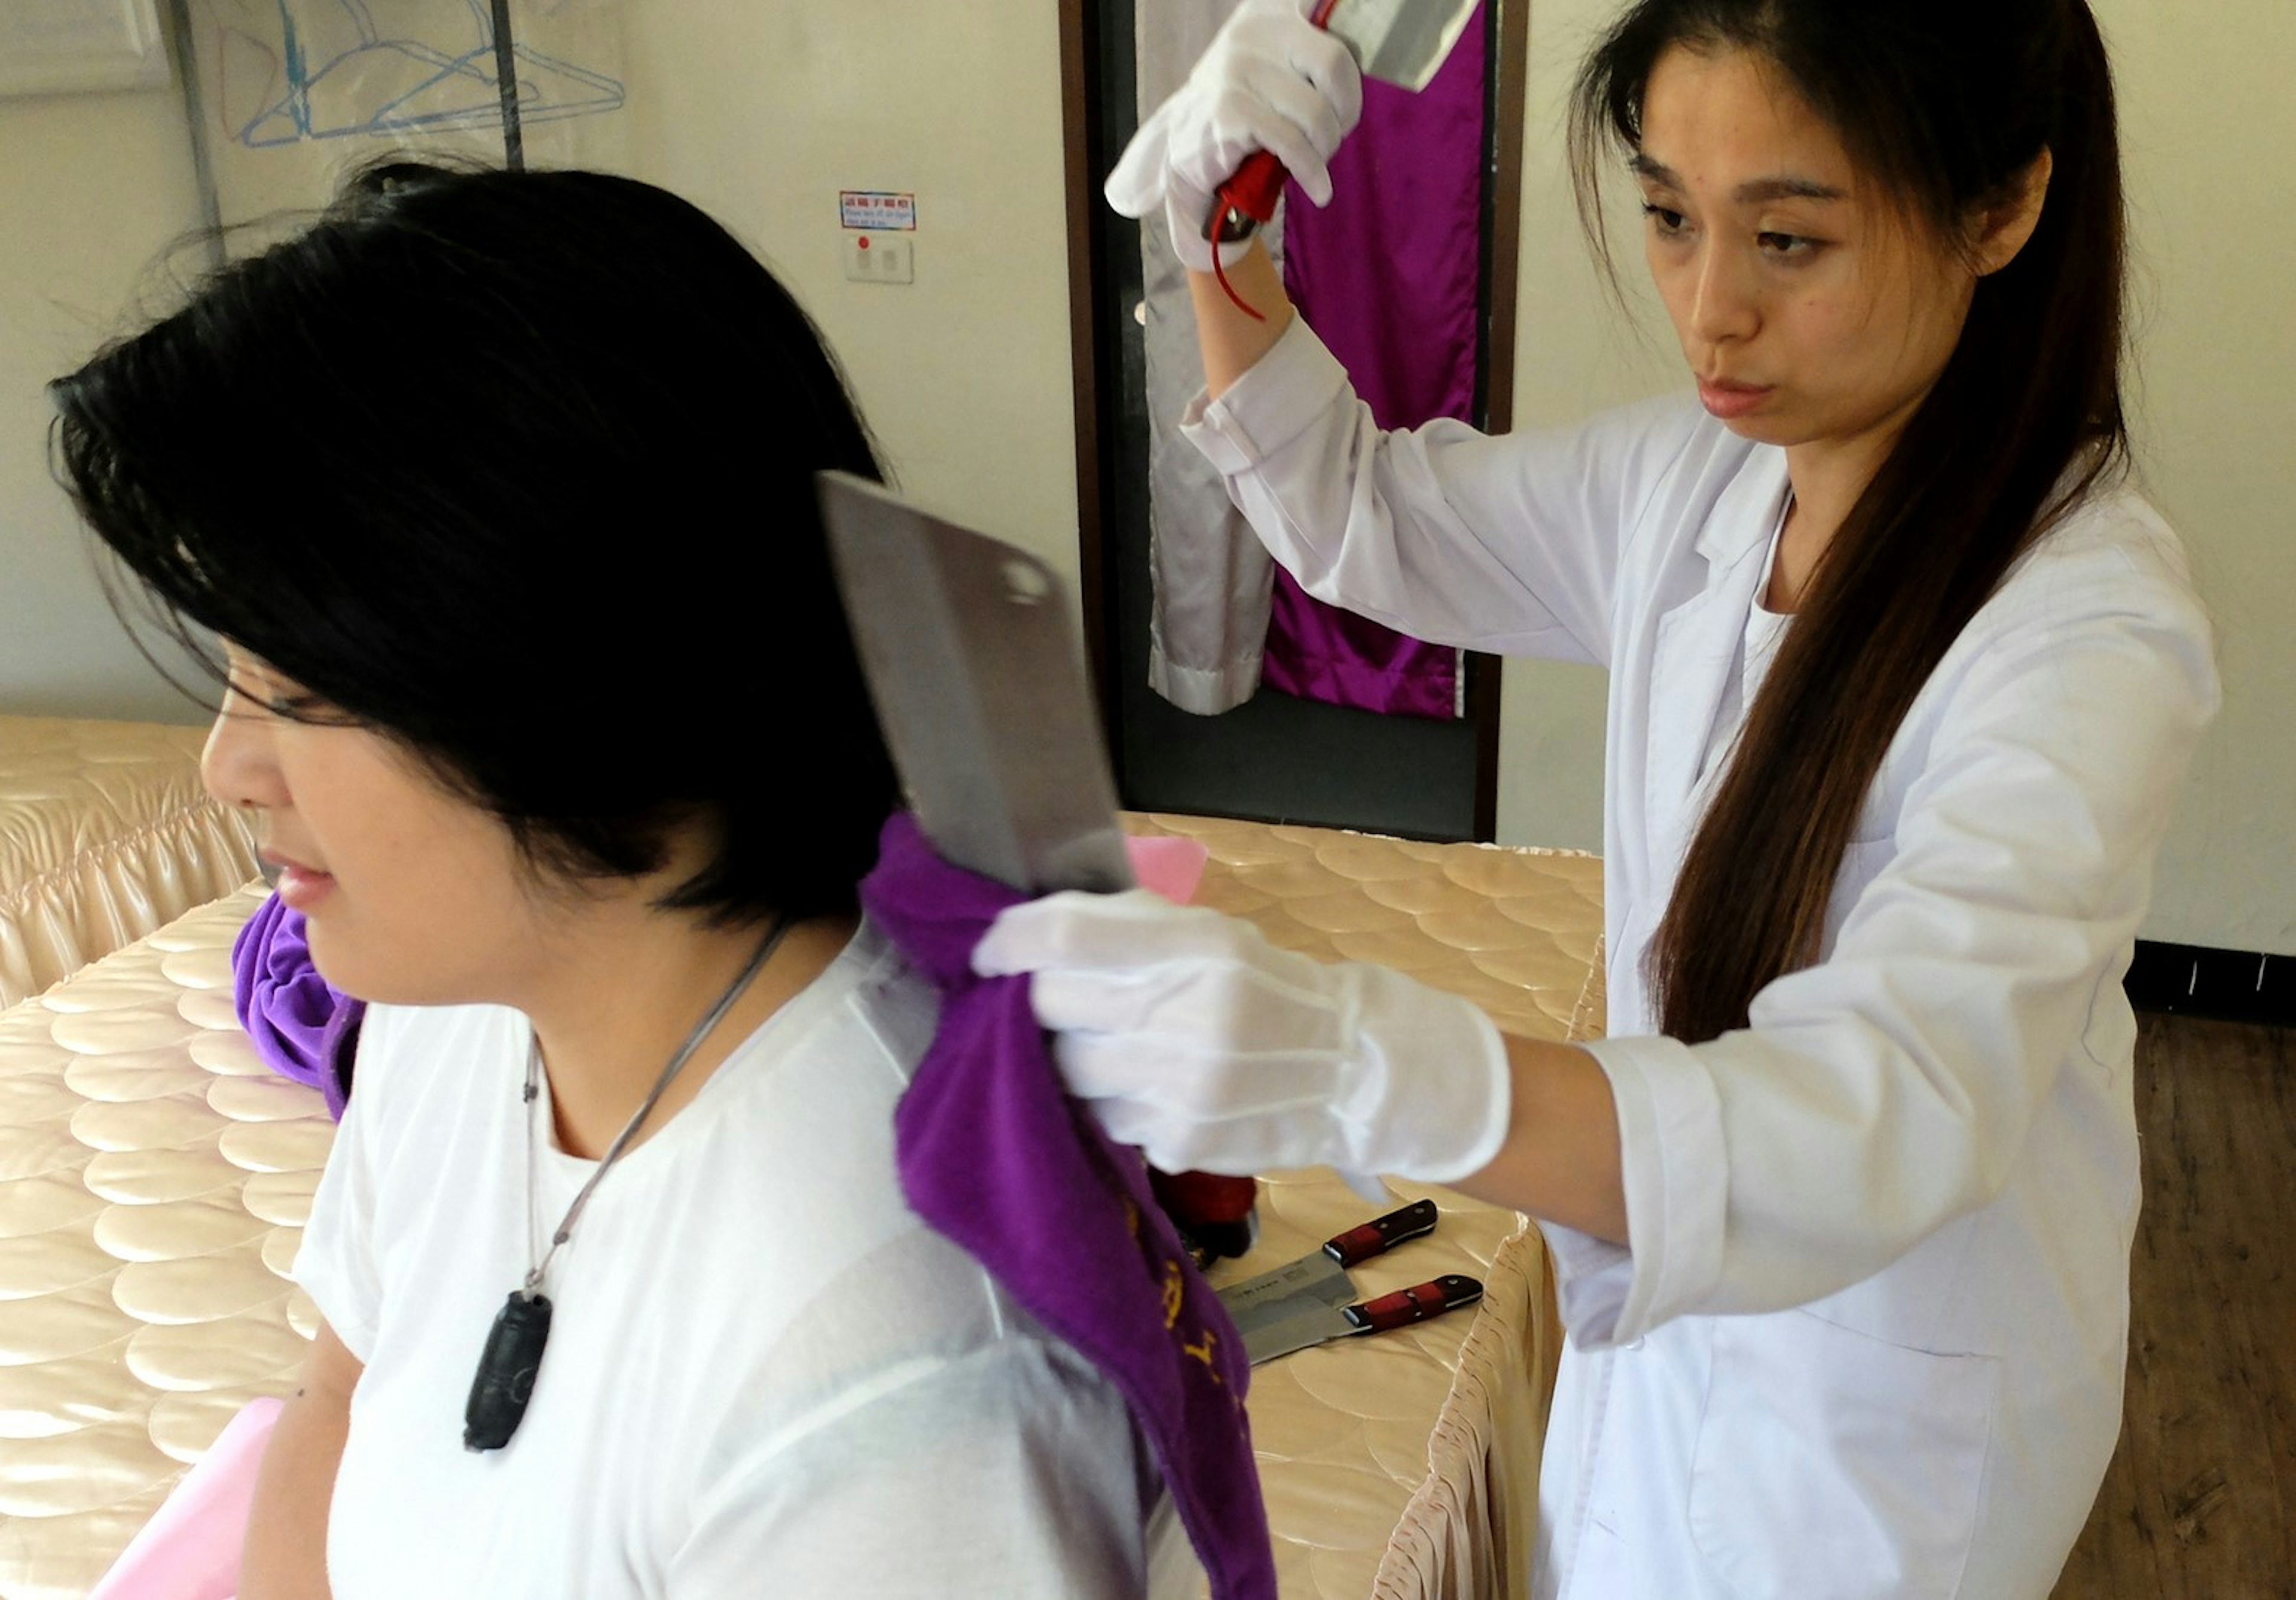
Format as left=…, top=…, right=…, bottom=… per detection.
left=1329, top=0, right=1484, bottom=93
left=1241, top=1274, right=1484, bottom=1364
left=816, top=471, right=1134, bottom=896
left=1216, top=1198, right=1441, bottom=1333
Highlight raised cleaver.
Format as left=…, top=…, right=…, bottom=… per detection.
left=816, top=471, right=1133, bottom=896
left=1243, top=1274, right=1484, bottom=1364
left=1211, top=0, right=1486, bottom=243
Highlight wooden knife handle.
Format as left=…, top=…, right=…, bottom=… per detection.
left=1323, top=1198, right=1440, bottom=1268
left=1344, top=1274, right=1484, bottom=1334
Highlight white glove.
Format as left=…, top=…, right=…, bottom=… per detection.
left=973, top=890, right=1511, bottom=1194
left=1104, top=0, right=1364, bottom=271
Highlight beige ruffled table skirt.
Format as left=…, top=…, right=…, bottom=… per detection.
left=0, top=813, right=1602, bottom=1599
left=0, top=717, right=259, bottom=1009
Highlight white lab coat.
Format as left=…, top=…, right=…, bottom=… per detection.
left=1181, top=319, right=2219, bottom=1599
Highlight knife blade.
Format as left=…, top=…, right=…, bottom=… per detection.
left=1216, top=1198, right=1440, bottom=1333
left=1327, top=0, right=1483, bottom=93
left=816, top=472, right=1134, bottom=896
left=1242, top=1274, right=1485, bottom=1364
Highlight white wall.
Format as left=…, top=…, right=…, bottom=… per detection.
left=615, top=0, right=1083, bottom=589
left=0, top=1, right=1085, bottom=726
left=2099, top=0, right=2296, bottom=954
left=1492, top=0, right=1678, bottom=860
left=0, top=85, right=207, bottom=722
left=1492, top=0, right=2296, bottom=957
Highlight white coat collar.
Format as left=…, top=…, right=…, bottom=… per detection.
left=1692, top=438, right=1791, bottom=562
left=1645, top=443, right=1795, bottom=867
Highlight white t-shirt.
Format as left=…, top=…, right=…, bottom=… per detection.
left=1691, top=496, right=1793, bottom=802
left=297, top=922, right=1197, bottom=1598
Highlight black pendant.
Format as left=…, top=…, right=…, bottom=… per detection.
left=465, top=1290, right=552, bottom=1452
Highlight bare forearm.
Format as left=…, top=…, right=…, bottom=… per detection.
left=1184, top=243, right=1297, bottom=397
left=240, top=1330, right=357, bottom=1599
left=1451, top=1037, right=1629, bottom=1245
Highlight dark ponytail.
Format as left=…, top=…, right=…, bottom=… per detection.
left=1570, top=0, right=2128, bottom=1042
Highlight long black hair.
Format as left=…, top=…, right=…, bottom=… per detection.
left=50, top=161, right=899, bottom=921
left=1570, top=0, right=2128, bottom=1042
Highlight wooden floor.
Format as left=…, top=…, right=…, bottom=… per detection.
left=2054, top=1013, right=2295, bottom=1599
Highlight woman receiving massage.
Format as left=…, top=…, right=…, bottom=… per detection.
left=50, top=163, right=1199, bottom=1597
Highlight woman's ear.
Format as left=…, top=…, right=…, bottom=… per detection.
left=1972, top=148, right=2053, bottom=276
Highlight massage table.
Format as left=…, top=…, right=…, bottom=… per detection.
left=0, top=782, right=1601, bottom=1598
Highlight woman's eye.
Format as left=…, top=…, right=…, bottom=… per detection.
left=1757, top=231, right=1821, bottom=259
left=1641, top=203, right=1689, bottom=236
left=226, top=675, right=331, bottom=720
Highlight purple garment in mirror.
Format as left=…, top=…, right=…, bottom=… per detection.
left=860, top=813, right=1274, bottom=1600
left=1266, top=1, right=1488, bottom=719
left=230, top=891, right=361, bottom=1120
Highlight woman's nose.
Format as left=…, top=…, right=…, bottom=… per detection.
left=201, top=692, right=288, bottom=814
left=1687, top=242, right=1761, bottom=346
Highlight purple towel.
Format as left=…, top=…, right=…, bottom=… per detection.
left=860, top=814, right=1274, bottom=1600
left=230, top=892, right=361, bottom=1120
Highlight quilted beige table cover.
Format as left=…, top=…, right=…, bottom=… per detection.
left=0, top=818, right=1605, bottom=1599
left=0, top=885, right=314, bottom=1600
left=0, top=717, right=259, bottom=1009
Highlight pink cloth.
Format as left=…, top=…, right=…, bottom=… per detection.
left=88, top=1397, right=280, bottom=1600
left=1126, top=832, right=1211, bottom=904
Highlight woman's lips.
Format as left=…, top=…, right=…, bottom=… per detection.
left=1697, top=378, right=1775, bottom=421
left=267, top=858, right=337, bottom=912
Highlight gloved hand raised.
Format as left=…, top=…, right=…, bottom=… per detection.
left=973, top=890, right=1512, bottom=1194
left=1105, top=0, right=1364, bottom=272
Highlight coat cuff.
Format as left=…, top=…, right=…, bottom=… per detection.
left=1177, top=316, right=1353, bottom=475
left=1146, top=640, right=1265, bottom=716
left=1547, top=1035, right=1728, bottom=1348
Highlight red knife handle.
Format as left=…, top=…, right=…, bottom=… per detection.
left=1322, top=1198, right=1440, bottom=1268
left=1205, top=0, right=1347, bottom=245
left=1151, top=1168, right=1257, bottom=1262
left=1208, top=152, right=1290, bottom=243
left=1343, top=1275, right=1484, bottom=1334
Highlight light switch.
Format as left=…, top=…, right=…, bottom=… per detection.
left=844, top=231, right=914, bottom=285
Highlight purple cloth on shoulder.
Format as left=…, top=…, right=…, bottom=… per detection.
left=860, top=813, right=1274, bottom=1600
left=230, top=892, right=361, bottom=1121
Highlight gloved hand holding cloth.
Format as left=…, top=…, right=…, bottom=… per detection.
left=973, top=889, right=1514, bottom=1195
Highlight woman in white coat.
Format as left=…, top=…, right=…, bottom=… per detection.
left=975, top=1, right=2221, bottom=1594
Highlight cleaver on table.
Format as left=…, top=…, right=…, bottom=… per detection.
left=1216, top=1198, right=1440, bottom=1332
left=1242, top=1274, right=1484, bottom=1364
left=816, top=471, right=1134, bottom=897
